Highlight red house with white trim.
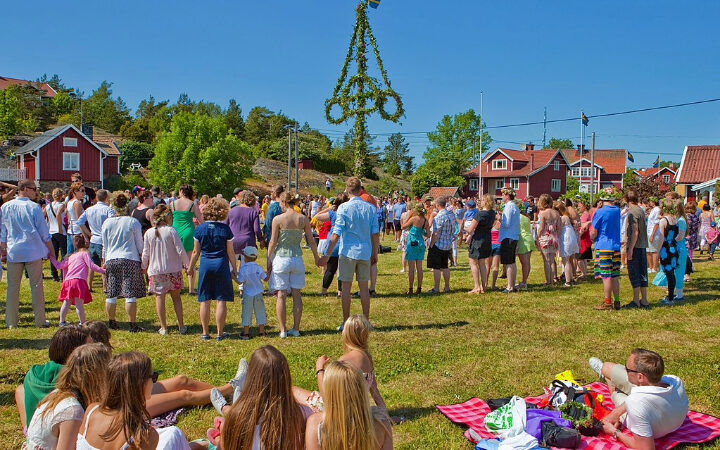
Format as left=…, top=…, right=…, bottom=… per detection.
left=560, top=148, right=628, bottom=193
left=676, top=145, right=720, bottom=201
left=14, top=125, right=120, bottom=190
left=634, top=166, right=676, bottom=193
left=463, top=145, right=570, bottom=199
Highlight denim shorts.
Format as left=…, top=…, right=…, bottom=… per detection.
left=627, top=247, right=648, bottom=288
left=89, top=243, right=103, bottom=266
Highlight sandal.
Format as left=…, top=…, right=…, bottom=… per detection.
left=240, top=333, right=250, bottom=340
left=405, top=289, right=414, bottom=295
left=201, top=334, right=211, bottom=341
left=415, top=287, right=422, bottom=295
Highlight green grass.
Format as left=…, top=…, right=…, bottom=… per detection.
left=2, top=238, right=720, bottom=449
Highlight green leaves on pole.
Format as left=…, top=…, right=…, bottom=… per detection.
left=325, top=2, right=404, bottom=178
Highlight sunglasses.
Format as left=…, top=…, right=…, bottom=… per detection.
left=150, top=371, right=159, bottom=383
left=25, top=186, right=37, bottom=191
left=625, top=365, right=641, bottom=375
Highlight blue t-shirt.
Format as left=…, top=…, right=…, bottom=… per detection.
left=392, top=202, right=407, bottom=221
left=464, top=208, right=479, bottom=222
left=592, top=205, right=621, bottom=251
left=195, top=222, right=234, bottom=259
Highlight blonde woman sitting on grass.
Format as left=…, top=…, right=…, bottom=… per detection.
left=305, top=360, right=393, bottom=450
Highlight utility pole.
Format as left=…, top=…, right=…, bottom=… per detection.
left=287, top=126, right=292, bottom=190
left=590, top=132, right=596, bottom=205
left=542, top=107, right=547, bottom=148
left=294, top=122, right=299, bottom=193
left=580, top=111, right=585, bottom=192
left=478, top=91, right=484, bottom=197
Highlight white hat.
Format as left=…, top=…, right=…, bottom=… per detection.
left=242, top=246, right=259, bottom=258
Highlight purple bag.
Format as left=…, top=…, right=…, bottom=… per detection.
left=525, top=409, right=574, bottom=441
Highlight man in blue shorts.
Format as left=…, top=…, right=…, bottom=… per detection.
left=592, top=191, right=622, bottom=310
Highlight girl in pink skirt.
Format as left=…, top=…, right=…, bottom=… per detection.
left=51, top=235, right=106, bottom=326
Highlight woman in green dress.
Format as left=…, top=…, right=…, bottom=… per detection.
left=170, top=184, right=204, bottom=294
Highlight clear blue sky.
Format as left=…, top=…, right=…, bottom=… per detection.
left=3, top=0, right=719, bottom=168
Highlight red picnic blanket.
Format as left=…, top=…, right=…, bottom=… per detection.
left=437, top=382, right=720, bottom=450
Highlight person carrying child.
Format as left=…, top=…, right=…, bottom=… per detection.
left=51, top=235, right=106, bottom=326
left=706, top=221, right=719, bottom=260
left=236, top=246, right=269, bottom=340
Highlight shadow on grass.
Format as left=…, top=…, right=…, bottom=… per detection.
left=0, top=337, right=51, bottom=351
left=0, top=391, right=17, bottom=407
left=389, top=405, right=437, bottom=422
left=296, top=321, right=470, bottom=337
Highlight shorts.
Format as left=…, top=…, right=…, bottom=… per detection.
left=627, top=247, right=648, bottom=288
left=270, top=256, right=306, bottom=291
left=89, top=243, right=103, bottom=266
left=596, top=250, right=621, bottom=279
left=500, top=238, right=518, bottom=265
left=386, top=221, right=394, bottom=231
left=393, top=220, right=401, bottom=230
left=579, top=247, right=593, bottom=260
left=427, top=245, right=450, bottom=270
left=491, top=244, right=501, bottom=257
left=647, top=235, right=660, bottom=253
left=338, top=256, right=371, bottom=282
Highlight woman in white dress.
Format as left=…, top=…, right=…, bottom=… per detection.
left=555, top=201, right=579, bottom=286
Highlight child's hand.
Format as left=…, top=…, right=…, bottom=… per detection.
left=316, top=355, right=331, bottom=373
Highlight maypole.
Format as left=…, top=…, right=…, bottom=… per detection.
left=325, top=1, right=404, bottom=178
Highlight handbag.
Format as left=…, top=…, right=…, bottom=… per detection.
left=541, top=421, right=581, bottom=449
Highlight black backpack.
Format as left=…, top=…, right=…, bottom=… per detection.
left=541, top=421, right=581, bottom=449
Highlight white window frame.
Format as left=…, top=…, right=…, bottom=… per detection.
left=469, top=178, right=479, bottom=191
left=63, top=137, right=78, bottom=147
left=554, top=160, right=560, bottom=171
left=551, top=179, right=562, bottom=192
left=495, top=179, right=504, bottom=190
left=571, top=167, right=594, bottom=178
left=510, top=178, right=520, bottom=190
left=663, top=175, right=671, bottom=183
left=63, top=152, right=80, bottom=171
left=492, top=159, right=507, bottom=170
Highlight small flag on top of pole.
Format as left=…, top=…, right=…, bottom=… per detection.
left=581, top=112, right=589, bottom=126
left=369, top=0, right=380, bottom=8
left=627, top=152, right=635, bottom=163
left=652, top=155, right=660, bottom=168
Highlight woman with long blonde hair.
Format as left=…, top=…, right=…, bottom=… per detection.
left=305, top=361, right=392, bottom=450
left=26, top=343, right=110, bottom=449
left=221, top=346, right=309, bottom=450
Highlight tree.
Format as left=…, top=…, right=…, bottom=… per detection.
left=382, top=133, right=412, bottom=176
left=0, top=87, right=23, bottom=138
left=149, top=112, right=253, bottom=198
left=411, top=109, right=491, bottom=195
left=547, top=138, right=574, bottom=149
left=624, top=168, right=639, bottom=187
left=566, top=174, right=580, bottom=192
left=225, top=99, right=245, bottom=140
left=118, top=141, right=155, bottom=172
left=83, top=81, right=132, bottom=133
left=659, top=160, right=679, bottom=168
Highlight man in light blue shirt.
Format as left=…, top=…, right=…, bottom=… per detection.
left=499, top=188, right=520, bottom=294
left=0, top=179, right=54, bottom=328
left=392, top=198, right=406, bottom=242
left=428, top=197, right=455, bottom=293
left=77, top=189, right=114, bottom=290
left=320, top=177, right=379, bottom=328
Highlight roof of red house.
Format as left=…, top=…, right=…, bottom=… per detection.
left=465, top=148, right=565, bottom=177
left=0, top=76, right=57, bottom=98
left=560, top=149, right=627, bottom=175
left=676, top=145, right=720, bottom=184
left=635, top=167, right=675, bottom=178
left=15, top=125, right=108, bottom=156
left=426, top=187, right=460, bottom=199
left=92, top=128, right=123, bottom=156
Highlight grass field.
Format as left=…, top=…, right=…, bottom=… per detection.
left=2, top=237, right=720, bottom=449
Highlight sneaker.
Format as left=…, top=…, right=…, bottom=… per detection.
left=594, top=301, right=614, bottom=310
left=38, top=321, right=51, bottom=328
left=613, top=301, right=621, bottom=310
left=369, top=290, right=377, bottom=297
left=622, top=302, right=640, bottom=309
left=279, top=331, right=288, bottom=339
left=178, top=326, right=188, bottom=335
left=230, top=358, right=249, bottom=404
left=336, top=324, right=344, bottom=332
left=515, top=282, right=528, bottom=290
left=201, top=334, right=211, bottom=341
left=589, top=357, right=604, bottom=378
left=108, top=320, right=120, bottom=330
left=59, top=321, right=68, bottom=327
left=287, top=329, right=300, bottom=337
left=129, top=324, right=145, bottom=333
left=216, top=332, right=230, bottom=342
left=659, top=297, right=675, bottom=306
left=158, top=328, right=168, bottom=336
left=240, top=333, right=250, bottom=340
left=210, top=388, right=228, bottom=414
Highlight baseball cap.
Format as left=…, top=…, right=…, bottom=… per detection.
left=233, top=187, right=243, bottom=196
left=242, top=246, right=259, bottom=258
left=132, top=186, right=144, bottom=194
left=467, top=200, right=476, bottom=207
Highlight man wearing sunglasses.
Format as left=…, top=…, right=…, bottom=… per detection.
left=589, top=349, right=689, bottom=449
left=0, top=179, right=55, bottom=328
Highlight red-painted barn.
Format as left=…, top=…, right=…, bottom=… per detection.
left=14, top=125, right=118, bottom=190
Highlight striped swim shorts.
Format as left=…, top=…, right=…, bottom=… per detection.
left=596, top=250, right=621, bottom=279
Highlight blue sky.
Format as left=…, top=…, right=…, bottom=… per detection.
left=3, top=1, right=719, bottom=168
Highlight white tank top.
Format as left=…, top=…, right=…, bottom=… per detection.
left=67, top=199, right=82, bottom=235
left=46, top=201, right=66, bottom=234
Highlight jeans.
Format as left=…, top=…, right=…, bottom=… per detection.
left=67, top=234, right=76, bottom=255
left=50, top=233, right=68, bottom=280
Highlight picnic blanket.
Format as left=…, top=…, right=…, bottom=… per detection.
left=437, top=382, right=720, bottom=450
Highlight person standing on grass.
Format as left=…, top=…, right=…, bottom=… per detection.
left=516, top=199, right=535, bottom=290
left=44, top=188, right=68, bottom=282
left=188, top=197, right=237, bottom=341
left=499, top=187, right=520, bottom=294
left=142, top=203, right=190, bottom=335
left=536, top=194, right=560, bottom=286
left=646, top=197, right=662, bottom=273
left=319, top=177, right=379, bottom=330
left=51, top=235, right=106, bottom=326
left=623, top=189, right=650, bottom=308
left=392, top=196, right=406, bottom=242
left=577, top=199, right=593, bottom=280
left=465, top=194, right=495, bottom=294
left=77, top=189, right=114, bottom=292
left=0, top=179, right=54, bottom=328
left=427, top=196, right=455, bottom=294
left=170, top=184, right=203, bottom=295
left=102, top=193, right=146, bottom=332
left=263, top=184, right=284, bottom=247
left=402, top=203, right=430, bottom=295
left=315, top=194, right=348, bottom=297
left=228, top=190, right=264, bottom=269
left=61, top=182, right=85, bottom=255
left=236, top=246, right=269, bottom=340
left=592, top=192, right=622, bottom=310
left=555, top=201, right=579, bottom=287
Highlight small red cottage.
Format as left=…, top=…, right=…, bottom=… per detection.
left=560, top=148, right=628, bottom=193
left=0, top=76, right=57, bottom=100
left=463, top=145, right=570, bottom=199
left=676, top=145, right=720, bottom=201
left=634, top=166, right=676, bottom=192
left=14, top=124, right=120, bottom=191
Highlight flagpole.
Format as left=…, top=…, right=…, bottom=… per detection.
left=590, top=132, right=596, bottom=205
left=478, top=91, right=484, bottom=197
left=580, top=111, right=585, bottom=192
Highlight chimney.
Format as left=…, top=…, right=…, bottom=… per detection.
left=527, top=143, right=534, bottom=151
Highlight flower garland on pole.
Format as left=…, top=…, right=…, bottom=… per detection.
left=325, top=1, right=404, bottom=178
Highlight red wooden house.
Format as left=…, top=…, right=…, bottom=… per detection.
left=0, top=76, right=57, bottom=99
left=463, top=145, right=570, bottom=199
left=560, top=148, right=627, bottom=193
left=14, top=124, right=120, bottom=190
left=634, top=166, right=676, bottom=192
left=676, top=145, right=720, bottom=201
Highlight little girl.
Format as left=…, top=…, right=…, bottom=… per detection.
left=51, top=235, right=105, bottom=326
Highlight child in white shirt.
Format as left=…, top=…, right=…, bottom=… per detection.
left=236, top=246, right=269, bottom=340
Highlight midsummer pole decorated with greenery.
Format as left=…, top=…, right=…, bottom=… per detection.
left=325, top=1, right=404, bottom=178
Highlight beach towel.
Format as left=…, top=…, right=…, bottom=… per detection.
left=437, top=382, right=720, bottom=450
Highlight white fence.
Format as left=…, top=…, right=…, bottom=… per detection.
left=0, top=168, right=26, bottom=181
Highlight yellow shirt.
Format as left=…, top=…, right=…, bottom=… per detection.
left=294, top=205, right=302, bottom=214
left=698, top=200, right=708, bottom=212
left=261, top=202, right=269, bottom=219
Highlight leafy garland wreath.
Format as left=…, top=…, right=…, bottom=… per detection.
left=325, top=2, right=404, bottom=125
